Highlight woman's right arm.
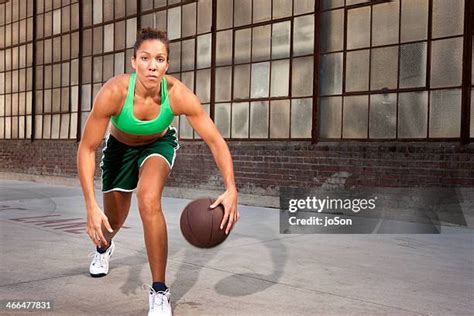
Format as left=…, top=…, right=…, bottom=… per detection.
left=76, top=78, right=123, bottom=245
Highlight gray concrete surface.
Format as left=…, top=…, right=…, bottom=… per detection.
left=0, top=179, right=473, bottom=315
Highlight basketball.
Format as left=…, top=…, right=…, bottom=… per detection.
left=180, top=197, right=228, bottom=248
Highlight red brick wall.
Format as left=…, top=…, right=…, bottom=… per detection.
left=1, top=140, right=473, bottom=193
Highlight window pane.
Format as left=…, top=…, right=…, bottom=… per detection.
left=182, top=39, right=195, bottom=71
left=53, top=36, right=61, bottom=62
left=51, top=114, right=60, bottom=138
left=320, top=9, right=344, bottom=53
left=293, top=14, right=314, bottom=56
left=81, top=84, right=92, bottom=111
left=346, top=49, right=369, bottom=92
left=44, top=89, right=51, bottom=112
left=369, top=93, right=396, bottom=138
left=371, top=46, right=398, bottom=90
left=52, top=88, right=60, bottom=112
left=93, top=56, right=103, bottom=83
left=294, top=0, right=314, bottom=15
left=197, top=33, right=211, bottom=69
left=169, top=41, right=181, bottom=73
left=103, top=54, right=114, bottom=81
left=71, top=3, right=79, bottom=30
left=432, top=0, right=464, bottom=38
left=93, top=26, right=103, bottom=55
left=251, top=62, right=270, bottom=98
left=292, top=56, right=313, bottom=97
left=70, top=113, right=77, bottom=139
left=71, top=85, right=78, bottom=112
left=372, top=0, right=399, bottom=46
left=272, top=21, right=290, bottom=59
left=217, top=0, right=232, bottom=30
left=250, top=101, right=268, bottom=138
left=196, top=69, right=210, bottom=103
left=270, top=100, right=289, bottom=138
left=343, top=95, right=368, bottom=138
left=235, top=28, right=251, bottom=63
left=62, top=34, right=70, bottom=60
left=155, top=10, right=166, bottom=32
left=216, top=67, right=232, bottom=102
left=114, top=21, right=125, bottom=51
left=34, top=115, right=42, bottom=139
left=59, top=113, right=69, bottom=139
left=104, top=0, right=114, bottom=22
left=182, top=3, right=196, bottom=37
left=400, top=0, right=428, bottom=43
left=126, top=0, right=137, bottom=15
left=273, top=0, right=292, bottom=19
left=168, top=6, right=181, bottom=40
left=114, top=52, right=124, bottom=75
left=181, top=71, right=194, bottom=91
left=115, top=0, right=125, bottom=18
left=141, top=0, right=153, bottom=12
left=197, top=0, right=211, bottom=34
left=429, top=89, right=461, bottom=138
left=233, top=64, right=250, bottom=100
left=252, top=25, right=270, bottom=62
left=61, top=62, right=69, bottom=87
left=104, top=24, right=114, bottom=53
left=400, top=42, right=427, bottom=88
left=93, top=0, right=102, bottom=25
left=253, top=0, right=270, bottom=23
left=216, top=30, right=232, bottom=66
left=319, top=97, right=342, bottom=138
left=126, top=18, right=137, bottom=48
left=347, top=7, right=370, bottom=49
left=430, top=38, right=463, bottom=88
left=398, top=91, right=427, bottom=138
left=231, top=102, right=249, bottom=138
left=179, top=115, right=193, bottom=139
left=320, top=53, right=343, bottom=96
left=270, top=60, right=289, bottom=97
left=61, top=87, right=69, bottom=112
left=61, top=6, right=70, bottom=33
left=215, top=103, right=230, bottom=138
left=234, top=0, right=251, bottom=27
left=291, top=98, right=312, bottom=138
left=71, top=59, right=79, bottom=85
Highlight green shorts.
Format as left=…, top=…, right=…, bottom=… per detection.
left=100, top=127, right=179, bottom=193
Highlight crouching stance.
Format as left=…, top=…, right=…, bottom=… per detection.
left=77, top=28, right=239, bottom=316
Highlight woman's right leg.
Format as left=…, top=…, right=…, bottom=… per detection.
left=99, top=190, right=133, bottom=248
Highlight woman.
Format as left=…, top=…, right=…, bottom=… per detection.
left=77, top=28, right=239, bottom=316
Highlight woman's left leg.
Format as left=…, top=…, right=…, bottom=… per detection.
left=136, top=156, right=171, bottom=283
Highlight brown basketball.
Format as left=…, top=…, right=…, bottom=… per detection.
left=180, top=197, right=228, bottom=248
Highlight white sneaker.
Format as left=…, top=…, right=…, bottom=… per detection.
left=89, top=241, right=115, bottom=277
left=143, top=285, right=172, bottom=316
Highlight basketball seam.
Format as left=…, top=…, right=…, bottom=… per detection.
left=185, top=205, right=199, bottom=247
left=208, top=197, right=214, bottom=246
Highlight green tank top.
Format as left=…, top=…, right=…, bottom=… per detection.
left=111, top=73, right=175, bottom=135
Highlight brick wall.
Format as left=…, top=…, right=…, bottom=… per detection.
left=0, top=140, right=473, bottom=194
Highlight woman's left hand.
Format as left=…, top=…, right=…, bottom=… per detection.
left=210, top=188, right=239, bottom=235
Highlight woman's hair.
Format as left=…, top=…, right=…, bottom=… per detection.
left=133, top=28, right=170, bottom=59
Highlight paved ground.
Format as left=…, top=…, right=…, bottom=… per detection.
left=0, top=179, right=473, bottom=315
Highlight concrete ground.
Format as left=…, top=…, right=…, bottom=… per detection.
left=0, top=179, right=473, bottom=315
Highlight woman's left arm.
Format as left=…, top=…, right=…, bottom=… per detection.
left=171, top=82, right=239, bottom=234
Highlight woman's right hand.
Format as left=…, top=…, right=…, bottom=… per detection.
left=86, top=205, right=113, bottom=247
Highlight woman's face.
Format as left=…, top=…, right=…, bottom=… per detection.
left=131, top=39, right=169, bottom=87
